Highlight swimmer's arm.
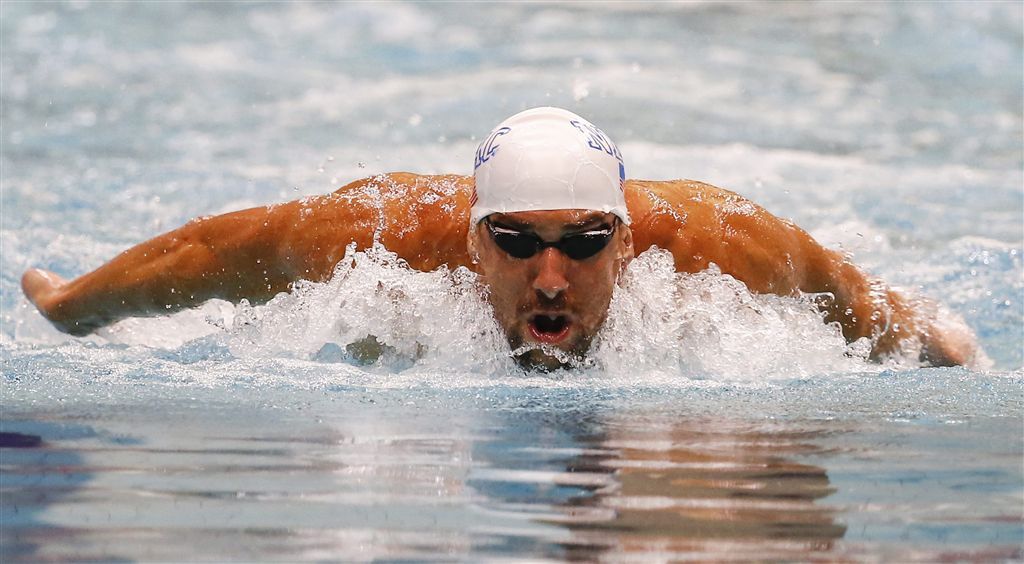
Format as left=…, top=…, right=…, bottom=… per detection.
left=719, top=206, right=981, bottom=367
left=800, top=244, right=980, bottom=367
left=649, top=182, right=981, bottom=367
left=21, top=194, right=373, bottom=336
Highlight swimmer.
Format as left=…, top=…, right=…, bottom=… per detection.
left=21, top=107, right=981, bottom=369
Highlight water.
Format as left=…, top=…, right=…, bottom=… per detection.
left=2, top=1, right=1022, bottom=561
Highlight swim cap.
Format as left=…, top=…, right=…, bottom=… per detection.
left=471, top=107, right=629, bottom=225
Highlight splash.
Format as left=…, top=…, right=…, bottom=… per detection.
left=229, top=245, right=882, bottom=379
left=219, top=244, right=878, bottom=379
left=593, top=248, right=870, bottom=379
left=11, top=243, right=891, bottom=382
left=226, top=243, right=514, bottom=375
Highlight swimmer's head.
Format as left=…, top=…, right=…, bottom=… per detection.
left=471, top=106, right=629, bottom=226
left=468, top=108, right=634, bottom=371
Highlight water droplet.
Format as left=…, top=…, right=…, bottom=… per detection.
left=572, top=78, right=590, bottom=102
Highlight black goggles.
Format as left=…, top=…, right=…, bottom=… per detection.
left=485, top=218, right=617, bottom=260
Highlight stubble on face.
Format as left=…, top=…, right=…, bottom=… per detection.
left=470, top=210, right=632, bottom=371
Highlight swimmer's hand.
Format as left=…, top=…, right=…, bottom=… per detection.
left=21, top=268, right=100, bottom=336
left=868, top=290, right=986, bottom=368
left=919, top=312, right=987, bottom=369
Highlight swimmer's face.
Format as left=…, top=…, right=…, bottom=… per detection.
left=470, top=209, right=634, bottom=371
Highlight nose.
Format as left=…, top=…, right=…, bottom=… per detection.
left=532, top=247, right=569, bottom=299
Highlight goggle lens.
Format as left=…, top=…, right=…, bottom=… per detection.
left=486, top=221, right=615, bottom=260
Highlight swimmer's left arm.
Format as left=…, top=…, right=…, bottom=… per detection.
left=632, top=180, right=982, bottom=367
left=800, top=242, right=982, bottom=367
left=737, top=205, right=982, bottom=367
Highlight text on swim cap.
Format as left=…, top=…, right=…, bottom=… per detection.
left=570, top=120, right=623, bottom=163
left=474, top=127, right=511, bottom=170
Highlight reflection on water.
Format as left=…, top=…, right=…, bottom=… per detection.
left=2, top=398, right=849, bottom=561
left=3, top=384, right=1022, bottom=561
left=0, top=421, right=98, bottom=560
left=556, top=419, right=845, bottom=560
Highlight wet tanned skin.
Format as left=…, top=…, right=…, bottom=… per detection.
left=22, top=172, right=979, bottom=366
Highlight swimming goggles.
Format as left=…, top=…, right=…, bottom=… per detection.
left=485, top=219, right=617, bottom=260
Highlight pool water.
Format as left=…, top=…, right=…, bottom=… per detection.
left=2, top=2, right=1022, bottom=561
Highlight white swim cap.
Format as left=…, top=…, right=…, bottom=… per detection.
left=471, top=107, right=629, bottom=225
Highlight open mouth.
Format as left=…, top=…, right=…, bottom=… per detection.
left=528, top=314, right=571, bottom=344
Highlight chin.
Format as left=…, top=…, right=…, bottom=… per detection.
left=513, top=347, right=579, bottom=372
left=509, top=328, right=594, bottom=372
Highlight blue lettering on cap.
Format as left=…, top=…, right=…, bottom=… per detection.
left=569, top=120, right=623, bottom=163
left=474, top=127, right=511, bottom=170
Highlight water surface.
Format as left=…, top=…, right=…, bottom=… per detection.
left=2, top=2, right=1022, bottom=561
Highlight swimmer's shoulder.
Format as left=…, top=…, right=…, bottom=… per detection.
left=328, top=172, right=475, bottom=271
left=624, top=179, right=805, bottom=289
left=624, top=178, right=749, bottom=242
left=330, top=172, right=472, bottom=200
left=625, top=179, right=745, bottom=213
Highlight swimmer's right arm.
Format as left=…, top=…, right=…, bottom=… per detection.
left=21, top=184, right=386, bottom=336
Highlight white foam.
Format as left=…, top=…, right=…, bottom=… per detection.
left=11, top=244, right=890, bottom=384
left=224, top=243, right=514, bottom=375
left=593, top=248, right=870, bottom=379
left=225, top=244, right=888, bottom=380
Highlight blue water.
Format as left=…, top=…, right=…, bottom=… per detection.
left=2, top=2, right=1022, bottom=561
